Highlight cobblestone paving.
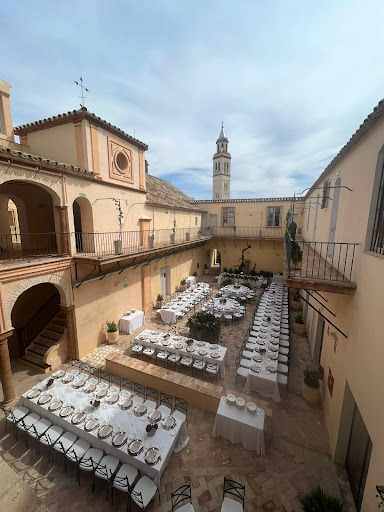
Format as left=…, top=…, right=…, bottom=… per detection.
left=0, top=275, right=356, bottom=512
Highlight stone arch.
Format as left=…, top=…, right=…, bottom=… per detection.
left=0, top=170, right=63, bottom=207
left=4, top=274, right=72, bottom=329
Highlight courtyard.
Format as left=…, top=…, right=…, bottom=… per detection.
left=0, top=275, right=355, bottom=512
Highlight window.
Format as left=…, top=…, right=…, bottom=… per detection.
left=370, top=161, right=384, bottom=254
left=267, top=206, right=281, bottom=227
left=224, top=183, right=228, bottom=190
left=218, top=162, right=220, bottom=172
left=222, top=207, right=235, bottom=226
left=195, top=216, right=198, bottom=226
left=321, top=180, right=331, bottom=208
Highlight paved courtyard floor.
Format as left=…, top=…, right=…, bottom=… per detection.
left=0, top=275, right=356, bottom=511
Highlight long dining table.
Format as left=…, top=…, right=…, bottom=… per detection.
left=20, top=373, right=188, bottom=486
left=135, top=329, right=228, bottom=377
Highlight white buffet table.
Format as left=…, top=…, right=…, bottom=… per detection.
left=212, top=397, right=265, bottom=455
left=119, top=310, right=145, bottom=334
left=185, top=276, right=196, bottom=287
left=20, top=375, right=188, bottom=486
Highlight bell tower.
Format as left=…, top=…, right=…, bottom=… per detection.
left=212, top=122, right=231, bottom=199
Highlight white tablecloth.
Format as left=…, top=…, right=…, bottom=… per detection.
left=136, top=329, right=227, bottom=377
left=212, top=397, right=265, bottom=454
left=221, top=284, right=251, bottom=298
left=185, top=276, right=196, bottom=287
left=159, top=284, right=210, bottom=324
left=243, top=284, right=286, bottom=403
left=119, top=310, right=145, bottom=334
left=21, top=375, right=188, bottom=486
left=203, top=298, right=242, bottom=319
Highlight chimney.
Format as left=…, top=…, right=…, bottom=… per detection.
left=145, top=160, right=149, bottom=174
left=0, top=79, right=15, bottom=144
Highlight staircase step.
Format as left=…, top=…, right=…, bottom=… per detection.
left=47, top=323, right=65, bottom=334
left=34, top=336, right=57, bottom=348
left=26, top=345, right=46, bottom=357
left=53, top=317, right=66, bottom=327
left=41, top=329, right=62, bottom=341
left=20, top=354, right=50, bottom=373
left=57, top=311, right=66, bottom=319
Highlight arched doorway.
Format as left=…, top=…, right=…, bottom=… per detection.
left=0, top=181, right=58, bottom=261
left=9, top=283, right=61, bottom=360
left=73, top=197, right=95, bottom=253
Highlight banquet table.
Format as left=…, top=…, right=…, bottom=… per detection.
left=20, top=375, right=188, bottom=486
left=136, top=329, right=227, bottom=377
left=243, top=283, right=285, bottom=403
left=212, top=397, right=265, bottom=454
left=204, top=298, right=242, bottom=318
left=159, top=284, right=210, bottom=324
left=119, top=310, right=145, bottom=334
left=220, top=284, right=251, bottom=299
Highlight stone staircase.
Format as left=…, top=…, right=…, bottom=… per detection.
left=21, top=310, right=67, bottom=372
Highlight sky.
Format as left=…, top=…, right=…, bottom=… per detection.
left=2, top=0, right=384, bottom=200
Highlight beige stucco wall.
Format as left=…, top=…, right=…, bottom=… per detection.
left=26, top=123, right=78, bottom=167
left=74, top=266, right=143, bottom=358
left=302, top=115, right=384, bottom=512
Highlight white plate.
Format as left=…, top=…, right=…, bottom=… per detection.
left=236, top=397, right=245, bottom=408
left=226, top=394, right=236, bottom=404
left=169, top=429, right=177, bottom=436
left=246, top=402, right=257, bottom=413
left=129, top=432, right=136, bottom=440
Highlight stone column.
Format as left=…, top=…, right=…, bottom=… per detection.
left=0, top=329, right=16, bottom=406
left=55, top=206, right=70, bottom=256
left=60, top=305, right=77, bottom=359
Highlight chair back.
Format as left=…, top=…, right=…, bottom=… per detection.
left=80, top=456, right=95, bottom=471
left=160, top=392, right=173, bottom=410
left=145, top=387, right=158, bottom=404
left=223, top=478, right=245, bottom=509
left=99, top=370, right=111, bottom=385
left=171, top=484, right=192, bottom=511
left=134, top=382, right=145, bottom=398
left=131, top=488, right=145, bottom=508
left=110, top=374, right=122, bottom=390
left=122, top=377, right=133, bottom=392
left=55, top=439, right=66, bottom=453
left=113, top=474, right=130, bottom=493
left=174, top=397, right=188, bottom=415
left=157, top=323, right=165, bottom=332
left=81, top=362, right=91, bottom=375
left=71, top=358, right=82, bottom=370
left=96, top=462, right=112, bottom=480
left=89, top=365, right=100, bottom=381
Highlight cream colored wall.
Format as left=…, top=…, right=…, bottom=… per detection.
left=201, top=200, right=303, bottom=229
left=96, top=124, right=143, bottom=190
left=204, top=238, right=284, bottom=274
left=302, top=115, right=384, bottom=512
left=74, top=266, right=143, bottom=358
left=26, top=123, right=78, bottom=167
left=149, top=245, right=207, bottom=301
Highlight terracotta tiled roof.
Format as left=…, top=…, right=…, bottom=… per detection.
left=0, top=144, right=96, bottom=177
left=307, top=97, right=384, bottom=195
left=146, top=175, right=206, bottom=212
left=14, top=107, right=148, bottom=151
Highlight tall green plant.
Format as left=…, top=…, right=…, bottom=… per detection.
left=297, top=485, right=346, bottom=511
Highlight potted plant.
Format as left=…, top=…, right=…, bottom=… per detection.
left=185, top=232, right=190, bottom=241
left=156, top=294, right=163, bottom=309
left=291, top=292, right=301, bottom=310
left=148, top=234, right=155, bottom=248
left=180, top=278, right=187, bottom=291
left=192, top=271, right=197, bottom=277
left=105, top=320, right=119, bottom=344
left=302, top=368, right=321, bottom=403
left=204, top=263, right=209, bottom=275
left=197, top=230, right=202, bottom=239
left=294, top=313, right=306, bottom=335
left=297, top=485, right=345, bottom=510
left=187, top=312, right=221, bottom=342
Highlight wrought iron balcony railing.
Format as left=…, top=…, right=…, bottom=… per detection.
left=285, top=236, right=359, bottom=282
left=212, top=226, right=285, bottom=238
left=0, top=232, right=59, bottom=262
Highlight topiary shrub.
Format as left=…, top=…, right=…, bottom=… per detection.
left=187, top=312, right=221, bottom=341
left=297, top=485, right=346, bottom=511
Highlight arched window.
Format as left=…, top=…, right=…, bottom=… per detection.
left=221, top=143, right=223, bottom=151
left=218, top=162, right=220, bottom=172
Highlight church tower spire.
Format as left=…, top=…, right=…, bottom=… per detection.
left=212, top=122, right=231, bottom=199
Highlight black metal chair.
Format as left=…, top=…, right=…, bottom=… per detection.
left=133, top=382, right=145, bottom=399
left=71, top=359, right=82, bottom=370
left=122, top=377, right=133, bottom=392
left=158, top=392, right=173, bottom=415
left=178, top=326, right=189, bottom=336
left=110, top=373, right=122, bottom=390
left=89, top=365, right=100, bottom=381
left=156, top=323, right=165, bottom=332
left=222, top=477, right=245, bottom=510
left=173, top=397, right=188, bottom=425
left=130, top=476, right=160, bottom=510
left=171, top=484, right=194, bottom=511
left=100, top=370, right=111, bottom=385
left=145, top=387, right=158, bottom=405
left=168, top=324, right=177, bottom=335
left=81, top=362, right=91, bottom=375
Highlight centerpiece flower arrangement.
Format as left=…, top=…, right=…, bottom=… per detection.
left=47, top=378, right=55, bottom=389
left=219, top=298, right=227, bottom=304
left=146, top=423, right=158, bottom=437
left=90, top=398, right=101, bottom=408
left=186, top=338, right=194, bottom=346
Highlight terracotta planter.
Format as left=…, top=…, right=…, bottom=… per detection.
left=302, top=378, right=321, bottom=403
left=106, top=330, right=119, bottom=344
left=291, top=300, right=301, bottom=310
left=156, top=301, right=163, bottom=309
left=294, top=321, right=306, bottom=335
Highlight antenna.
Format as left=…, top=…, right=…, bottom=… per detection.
left=74, top=76, right=89, bottom=108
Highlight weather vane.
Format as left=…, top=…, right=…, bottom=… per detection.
left=74, top=76, right=89, bottom=108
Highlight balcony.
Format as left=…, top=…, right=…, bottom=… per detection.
left=284, top=238, right=359, bottom=294
left=0, top=232, right=61, bottom=263
left=72, top=227, right=210, bottom=263
left=212, top=226, right=285, bottom=239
